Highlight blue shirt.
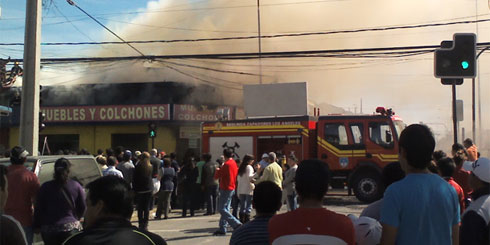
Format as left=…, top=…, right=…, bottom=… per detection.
left=380, top=173, right=460, bottom=245
left=230, top=215, right=272, bottom=245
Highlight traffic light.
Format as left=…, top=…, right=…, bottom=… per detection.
left=39, top=112, right=46, bottom=132
left=434, top=33, right=476, bottom=79
left=148, top=122, right=156, bottom=138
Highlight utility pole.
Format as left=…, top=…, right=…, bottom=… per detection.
left=19, top=0, right=42, bottom=156
left=257, top=0, right=262, bottom=84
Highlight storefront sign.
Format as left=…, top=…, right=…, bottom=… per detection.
left=173, top=104, right=234, bottom=121
left=179, top=126, right=201, bottom=139
left=41, top=104, right=170, bottom=122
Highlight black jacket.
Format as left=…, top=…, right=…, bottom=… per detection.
left=63, top=217, right=166, bottom=245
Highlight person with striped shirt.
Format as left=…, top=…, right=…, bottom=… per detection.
left=230, top=181, right=282, bottom=245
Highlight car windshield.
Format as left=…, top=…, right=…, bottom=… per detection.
left=393, top=120, right=406, bottom=139
left=0, top=158, right=36, bottom=172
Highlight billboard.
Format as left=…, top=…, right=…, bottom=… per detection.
left=243, top=82, right=308, bottom=117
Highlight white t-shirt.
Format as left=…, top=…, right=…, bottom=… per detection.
left=236, top=165, right=254, bottom=195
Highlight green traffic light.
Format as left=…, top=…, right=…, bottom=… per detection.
left=150, top=131, right=155, bottom=137
left=461, top=61, right=469, bottom=70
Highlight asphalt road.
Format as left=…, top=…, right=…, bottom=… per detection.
left=136, top=190, right=368, bottom=245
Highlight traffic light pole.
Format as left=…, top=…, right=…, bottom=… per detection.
left=19, top=0, right=42, bottom=156
left=452, top=84, right=458, bottom=145
left=151, top=137, right=155, bottom=149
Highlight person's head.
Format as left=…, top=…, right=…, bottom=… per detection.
left=463, top=138, right=474, bottom=148
left=238, top=154, right=254, bottom=176
left=170, top=152, right=177, bottom=160
left=268, top=152, right=277, bottom=163
left=451, top=143, right=465, bottom=156
left=96, top=156, right=107, bottom=166
left=106, top=148, right=114, bottom=157
left=261, top=153, right=269, bottom=162
left=381, top=162, right=405, bottom=189
left=202, top=153, right=212, bottom=162
left=432, top=150, right=447, bottom=162
left=163, top=158, right=171, bottom=168
left=150, top=149, right=158, bottom=156
left=223, top=148, right=233, bottom=159
left=253, top=181, right=282, bottom=216
left=96, top=149, right=104, bottom=155
left=452, top=148, right=468, bottom=167
left=428, top=160, right=439, bottom=174
left=54, top=158, right=71, bottom=185
left=468, top=157, right=490, bottom=191
left=436, top=157, right=456, bottom=178
left=141, top=152, right=150, bottom=160
left=295, top=159, right=330, bottom=202
left=288, top=155, right=298, bottom=167
left=3, top=151, right=10, bottom=158
left=398, top=124, right=435, bottom=172
left=107, top=156, right=117, bottom=167
left=123, top=150, right=132, bottom=162
left=10, top=146, right=28, bottom=165
left=0, top=165, right=8, bottom=211
left=84, top=176, right=134, bottom=229
left=134, top=151, right=141, bottom=159
left=79, top=148, right=89, bottom=155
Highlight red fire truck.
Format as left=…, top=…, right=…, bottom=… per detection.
left=201, top=107, right=405, bottom=203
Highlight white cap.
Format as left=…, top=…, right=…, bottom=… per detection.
left=348, top=215, right=382, bottom=245
left=261, top=153, right=269, bottom=159
left=472, top=157, right=490, bottom=183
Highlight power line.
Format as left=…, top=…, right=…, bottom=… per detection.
left=164, top=64, right=243, bottom=91
left=6, top=41, right=490, bottom=64
left=3, top=17, right=490, bottom=47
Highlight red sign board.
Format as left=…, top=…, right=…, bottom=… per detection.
left=173, top=104, right=234, bottom=121
left=41, top=104, right=170, bottom=122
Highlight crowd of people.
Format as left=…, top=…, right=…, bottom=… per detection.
left=0, top=123, right=489, bottom=245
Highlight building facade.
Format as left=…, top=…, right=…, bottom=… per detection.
left=0, top=82, right=240, bottom=160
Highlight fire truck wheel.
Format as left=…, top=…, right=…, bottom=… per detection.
left=352, top=171, right=382, bottom=203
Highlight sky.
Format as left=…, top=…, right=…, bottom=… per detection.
left=1, top=0, right=490, bottom=149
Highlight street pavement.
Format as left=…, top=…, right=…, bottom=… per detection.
left=136, top=190, right=368, bottom=245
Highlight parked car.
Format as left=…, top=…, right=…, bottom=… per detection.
left=0, top=155, right=102, bottom=187
left=0, top=155, right=102, bottom=245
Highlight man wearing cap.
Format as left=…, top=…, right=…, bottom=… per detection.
left=257, top=153, right=269, bottom=176
left=460, top=157, right=490, bottom=245
left=5, top=146, right=40, bottom=245
left=117, top=150, right=135, bottom=186
left=256, top=152, right=283, bottom=190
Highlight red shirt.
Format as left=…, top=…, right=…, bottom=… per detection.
left=446, top=178, right=465, bottom=215
left=5, top=164, right=40, bottom=227
left=269, top=207, right=355, bottom=245
left=214, top=158, right=238, bottom=191
left=453, top=167, right=472, bottom=200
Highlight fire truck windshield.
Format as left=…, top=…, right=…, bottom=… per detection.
left=393, top=120, right=405, bottom=138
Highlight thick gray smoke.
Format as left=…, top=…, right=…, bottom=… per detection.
left=39, top=0, right=490, bottom=152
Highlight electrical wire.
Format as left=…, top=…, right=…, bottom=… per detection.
left=3, top=16, right=490, bottom=47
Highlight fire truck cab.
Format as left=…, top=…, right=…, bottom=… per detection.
left=201, top=107, right=405, bottom=203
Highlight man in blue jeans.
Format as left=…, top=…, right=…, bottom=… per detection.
left=213, top=149, right=242, bottom=235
